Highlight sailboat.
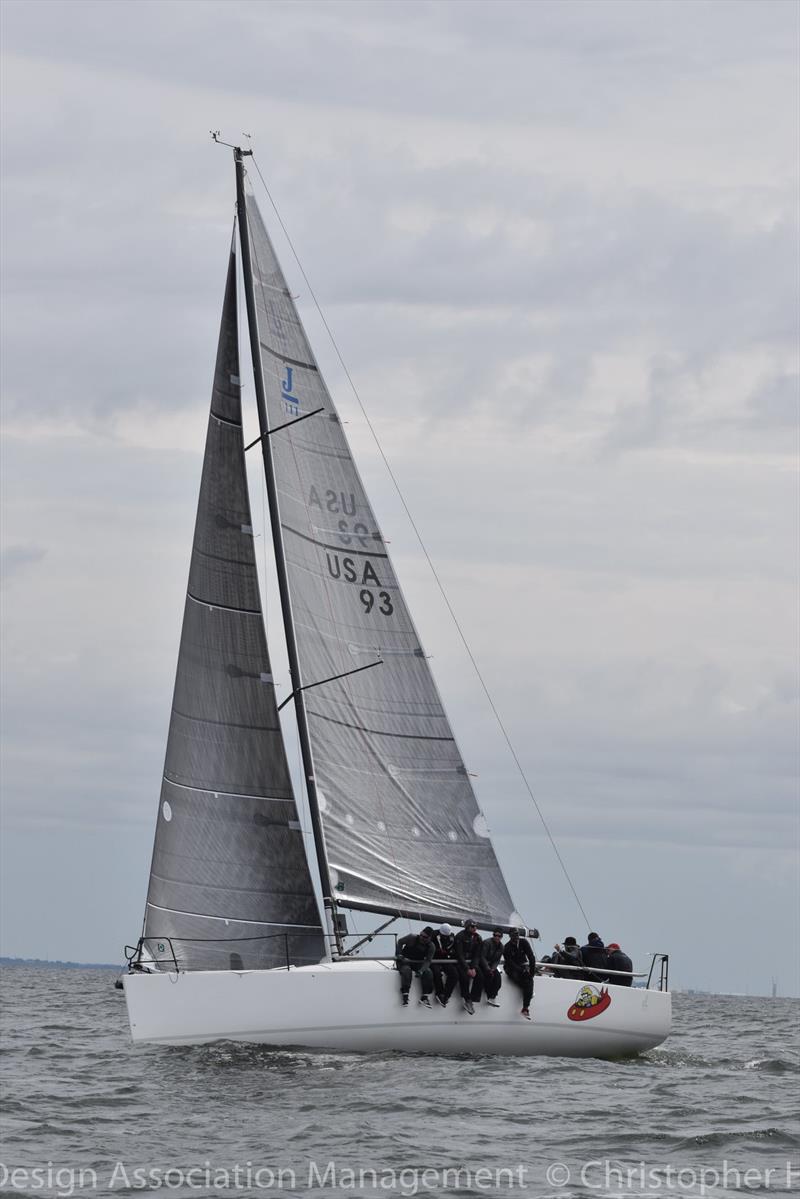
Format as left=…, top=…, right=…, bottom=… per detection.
left=122, top=145, right=671, bottom=1056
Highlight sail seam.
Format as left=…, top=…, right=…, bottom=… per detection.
left=149, top=873, right=317, bottom=901
left=335, top=892, right=462, bottom=914
left=259, top=340, right=318, bottom=372
left=170, top=708, right=282, bottom=733
left=281, top=524, right=389, bottom=559
left=307, top=709, right=454, bottom=743
left=146, top=903, right=321, bottom=929
left=302, top=679, right=443, bottom=717
left=291, top=619, right=421, bottom=660
left=191, top=546, right=258, bottom=569
left=330, top=866, right=456, bottom=902
left=162, top=777, right=290, bottom=804
left=210, top=411, right=242, bottom=428
left=186, top=591, right=262, bottom=615
left=280, top=443, right=353, bottom=463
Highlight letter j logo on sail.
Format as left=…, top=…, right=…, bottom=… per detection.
left=281, top=365, right=299, bottom=412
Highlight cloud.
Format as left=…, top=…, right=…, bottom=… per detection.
left=0, top=544, right=46, bottom=585
left=746, top=372, right=800, bottom=430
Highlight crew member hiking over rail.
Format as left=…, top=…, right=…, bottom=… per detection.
left=396, top=927, right=435, bottom=1007
left=503, top=928, right=536, bottom=1019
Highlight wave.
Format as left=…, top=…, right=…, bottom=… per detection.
left=675, top=1127, right=797, bottom=1149
left=743, top=1057, right=795, bottom=1073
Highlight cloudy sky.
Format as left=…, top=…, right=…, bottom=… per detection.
left=1, top=0, right=797, bottom=996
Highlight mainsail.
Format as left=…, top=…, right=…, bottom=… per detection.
left=143, top=246, right=325, bottom=970
left=243, top=189, right=520, bottom=928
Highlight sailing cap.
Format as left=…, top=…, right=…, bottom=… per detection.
left=464, top=918, right=477, bottom=929
left=438, top=923, right=452, bottom=936
left=608, top=942, right=621, bottom=951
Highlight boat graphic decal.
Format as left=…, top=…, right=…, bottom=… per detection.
left=567, top=984, right=611, bottom=1021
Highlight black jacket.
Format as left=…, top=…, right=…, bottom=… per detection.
left=554, top=944, right=583, bottom=978
left=503, top=938, right=535, bottom=973
left=481, top=937, right=504, bottom=971
left=433, top=933, right=456, bottom=961
left=581, top=938, right=610, bottom=978
left=454, top=929, right=483, bottom=970
left=396, top=933, right=434, bottom=967
left=607, top=948, right=633, bottom=985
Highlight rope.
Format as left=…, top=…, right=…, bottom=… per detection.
left=250, top=155, right=591, bottom=931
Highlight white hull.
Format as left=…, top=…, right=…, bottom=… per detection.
left=124, top=960, right=670, bottom=1057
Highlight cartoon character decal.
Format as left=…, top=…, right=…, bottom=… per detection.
left=567, top=983, right=611, bottom=1021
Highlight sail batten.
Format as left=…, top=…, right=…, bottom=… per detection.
left=142, top=244, right=325, bottom=971
left=244, top=190, right=520, bottom=929
left=147, top=904, right=322, bottom=930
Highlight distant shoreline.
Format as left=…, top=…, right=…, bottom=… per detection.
left=0, top=956, right=120, bottom=970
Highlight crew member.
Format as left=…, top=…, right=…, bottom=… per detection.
left=432, top=923, right=458, bottom=1008
left=395, top=926, right=435, bottom=1007
left=581, top=933, right=610, bottom=982
left=606, top=942, right=633, bottom=986
left=454, top=919, right=483, bottom=1014
left=503, top=927, right=535, bottom=1019
left=480, top=929, right=504, bottom=1007
left=552, top=936, right=583, bottom=979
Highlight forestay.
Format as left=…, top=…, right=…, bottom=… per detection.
left=244, top=189, right=521, bottom=928
left=143, top=247, right=325, bottom=971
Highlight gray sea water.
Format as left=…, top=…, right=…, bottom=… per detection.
left=0, top=965, right=797, bottom=1199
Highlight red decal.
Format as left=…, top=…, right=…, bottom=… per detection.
left=567, top=984, right=611, bottom=1021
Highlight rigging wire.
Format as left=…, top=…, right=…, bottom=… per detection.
left=250, top=154, right=592, bottom=931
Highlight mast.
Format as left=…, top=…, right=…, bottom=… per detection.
left=233, top=146, right=343, bottom=954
